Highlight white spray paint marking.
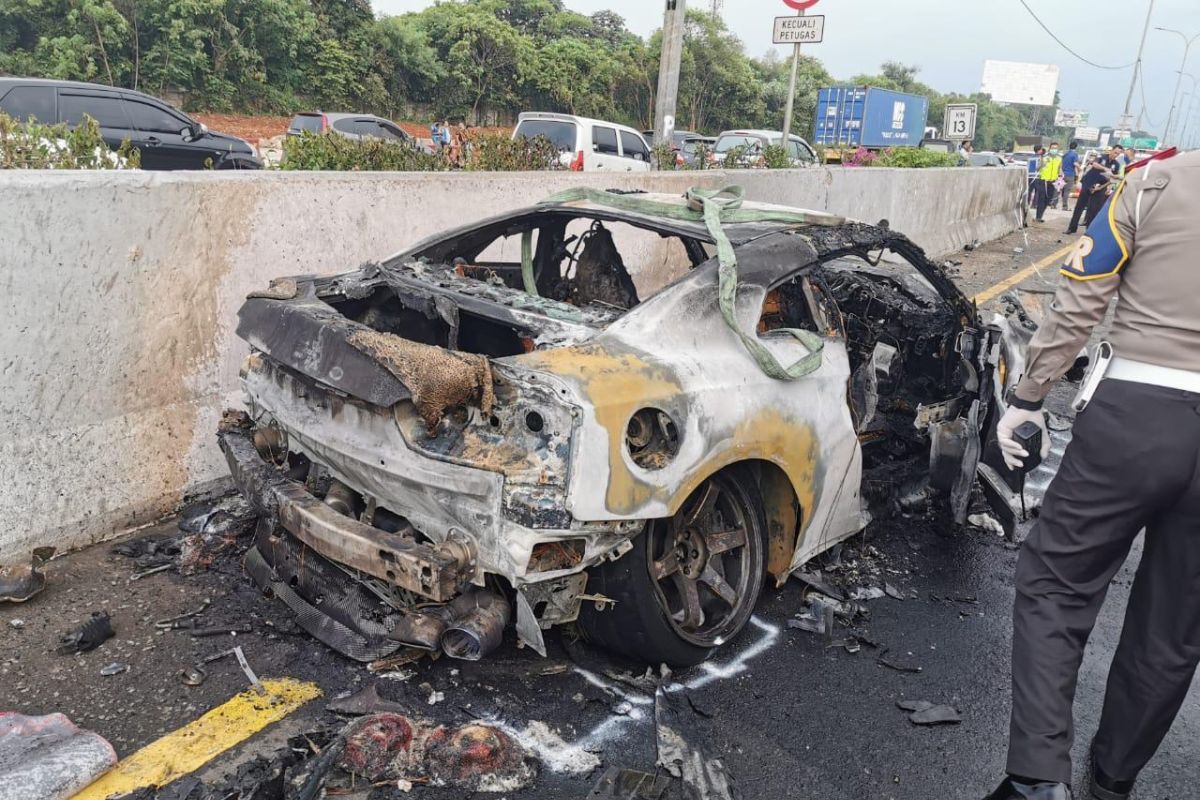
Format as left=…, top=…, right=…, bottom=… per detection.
left=567, top=616, right=782, bottom=750
left=486, top=719, right=603, bottom=776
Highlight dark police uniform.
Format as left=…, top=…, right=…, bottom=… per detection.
left=1004, top=149, right=1200, bottom=790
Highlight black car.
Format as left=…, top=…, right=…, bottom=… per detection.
left=0, top=78, right=261, bottom=170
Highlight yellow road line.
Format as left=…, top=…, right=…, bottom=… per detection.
left=973, top=241, right=1076, bottom=305
left=74, top=678, right=321, bottom=799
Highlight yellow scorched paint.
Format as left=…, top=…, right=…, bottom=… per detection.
left=73, top=678, right=321, bottom=800
left=522, top=345, right=820, bottom=524
left=522, top=344, right=683, bottom=514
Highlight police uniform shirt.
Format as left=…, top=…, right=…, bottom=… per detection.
left=1014, top=150, right=1200, bottom=406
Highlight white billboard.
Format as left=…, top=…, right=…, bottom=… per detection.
left=981, top=60, right=1060, bottom=106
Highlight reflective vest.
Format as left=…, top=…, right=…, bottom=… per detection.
left=1039, top=155, right=1062, bottom=180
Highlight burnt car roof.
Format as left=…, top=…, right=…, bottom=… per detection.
left=389, top=190, right=852, bottom=264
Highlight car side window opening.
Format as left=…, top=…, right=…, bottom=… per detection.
left=332, top=118, right=359, bottom=135
left=59, top=92, right=131, bottom=130
left=620, top=131, right=649, bottom=162
left=0, top=86, right=55, bottom=123
left=758, top=276, right=822, bottom=336
left=123, top=98, right=187, bottom=134
left=593, top=126, right=619, bottom=156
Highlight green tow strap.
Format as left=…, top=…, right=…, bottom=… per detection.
left=539, top=185, right=836, bottom=381
left=520, top=228, right=537, bottom=296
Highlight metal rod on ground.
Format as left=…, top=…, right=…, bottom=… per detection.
left=1121, top=0, right=1155, bottom=127
left=653, top=0, right=687, bottom=148
left=781, top=9, right=804, bottom=143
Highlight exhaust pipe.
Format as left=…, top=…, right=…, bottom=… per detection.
left=387, top=605, right=456, bottom=651
left=440, top=589, right=511, bottom=661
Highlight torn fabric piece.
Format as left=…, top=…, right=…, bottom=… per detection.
left=0, top=712, right=117, bottom=800
left=346, top=328, right=494, bottom=431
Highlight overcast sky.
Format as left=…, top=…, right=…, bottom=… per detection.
left=372, top=0, right=1199, bottom=136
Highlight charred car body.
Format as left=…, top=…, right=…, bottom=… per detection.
left=220, top=189, right=1027, bottom=666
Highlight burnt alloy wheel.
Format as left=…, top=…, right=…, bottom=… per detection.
left=578, top=469, right=766, bottom=666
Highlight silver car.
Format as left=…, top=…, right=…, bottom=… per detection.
left=287, top=112, right=411, bottom=143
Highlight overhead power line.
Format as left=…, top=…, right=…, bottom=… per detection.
left=1017, top=0, right=1138, bottom=71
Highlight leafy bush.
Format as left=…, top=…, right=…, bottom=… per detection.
left=651, top=142, right=676, bottom=171
left=0, top=113, right=140, bottom=169
left=281, top=131, right=447, bottom=171
left=465, top=133, right=562, bottom=172
left=873, top=147, right=959, bottom=168
left=760, top=144, right=792, bottom=169
left=720, top=144, right=749, bottom=169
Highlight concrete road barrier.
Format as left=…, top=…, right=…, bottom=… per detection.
left=0, top=166, right=1025, bottom=561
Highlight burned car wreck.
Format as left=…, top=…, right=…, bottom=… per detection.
left=220, top=188, right=1023, bottom=667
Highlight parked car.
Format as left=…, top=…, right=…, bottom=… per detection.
left=220, top=188, right=1035, bottom=669
left=710, top=130, right=816, bottom=167
left=513, top=112, right=651, bottom=172
left=287, top=112, right=412, bottom=144
left=0, top=78, right=261, bottom=170
left=968, top=151, right=1008, bottom=167
left=678, top=135, right=717, bottom=168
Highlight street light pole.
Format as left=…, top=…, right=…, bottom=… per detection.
left=1171, top=73, right=1196, bottom=144
left=781, top=8, right=805, bottom=142
left=1122, top=0, right=1155, bottom=127
left=654, top=0, right=688, bottom=148
left=1155, top=26, right=1200, bottom=145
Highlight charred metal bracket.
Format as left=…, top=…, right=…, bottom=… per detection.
left=218, top=424, right=476, bottom=602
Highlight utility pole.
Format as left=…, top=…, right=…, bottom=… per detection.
left=781, top=8, right=806, bottom=142
left=654, top=0, right=687, bottom=147
left=1121, top=0, right=1155, bottom=130
left=1156, top=27, right=1200, bottom=145
left=709, top=0, right=723, bottom=19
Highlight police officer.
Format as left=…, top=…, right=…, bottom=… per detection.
left=984, top=149, right=1200, bottom=800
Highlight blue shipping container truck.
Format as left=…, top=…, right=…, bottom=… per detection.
left=814, top=87, right=929, bottom=149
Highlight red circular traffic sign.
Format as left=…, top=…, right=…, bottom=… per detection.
left=783, top=0, right=821, bottom=9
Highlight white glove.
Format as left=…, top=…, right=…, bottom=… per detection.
left=997, top=406, right=1051, bottom=471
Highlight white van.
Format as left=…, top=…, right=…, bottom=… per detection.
left=513, top=112, right=652, bottom=172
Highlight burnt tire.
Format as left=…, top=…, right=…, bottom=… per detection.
left=578, top=469, right=766, bottom=668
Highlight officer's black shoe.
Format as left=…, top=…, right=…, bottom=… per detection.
left=1088, top=757, right=1134, bottom=800
left=984, top=776, right=1073, bottom=800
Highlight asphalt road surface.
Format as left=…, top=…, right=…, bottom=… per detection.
left=3, top=210, right=1195, bottom=800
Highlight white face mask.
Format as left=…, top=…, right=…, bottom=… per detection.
left=1050, top=149, right=1060, bottom=156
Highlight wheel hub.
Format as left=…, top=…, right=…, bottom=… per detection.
left=674, top=527, right=708, bottom=579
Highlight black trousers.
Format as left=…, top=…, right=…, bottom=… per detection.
left=1007, top=379, right=1200, bottom=783
left=1034, top=179, right=1055, bottom=220
left=1066, top=190, right=1108, bottom=234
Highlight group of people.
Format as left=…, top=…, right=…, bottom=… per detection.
left=429, top=119, right=470, bottom=165
left=1029, top=141, right=1133, bottom=231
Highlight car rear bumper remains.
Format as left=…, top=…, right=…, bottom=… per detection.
left=218, top=415, right=476, bottom=603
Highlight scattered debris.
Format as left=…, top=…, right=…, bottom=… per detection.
left=587, top=766, right=673, bottom=799
left=967, top=513, right=1006, bottom=537
left=849, top=586, right=887, bottom=601
left=0, top=712, right=116, bottom=799
left=877, top=652, right=923, bottom=674
left=233, top=646, right=264, bottom=694
left=897, top=700, right=962, bottom=726
left=8, top=619, right=24, bottom=630
left=154, top=599, right=212, bottom=629
left=328, top=683, right=409, bottom=716
left=99, top=662, right=129, bottom=677
left=368, top=648, right=433, bottom=673
left=792, top=570, right=847, bottom=602
left=55, top=611, right=114, bottom=655
left=111, top=538, right=179, bottom=571
left=129, top=564, right=174, bottom=581
left=884, top=583, right=906, bottom=601
left=427, top=690, right=445, bottom=706
left=655, top=686, right=736, bottom=800
left=0, top=547, right=55, bottom=604
left=177, top=494, right=258, bottom=574
left=188, top=623, right=254, bottom=638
